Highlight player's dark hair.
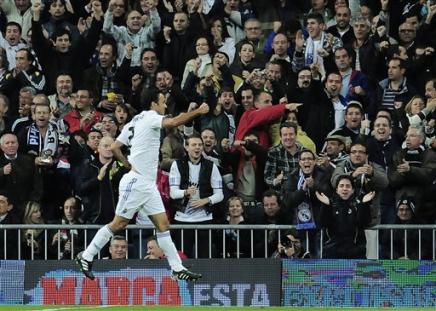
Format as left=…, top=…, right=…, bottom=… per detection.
left=142, top=88, right=161, bottom=111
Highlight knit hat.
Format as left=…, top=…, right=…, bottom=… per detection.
left=396, top=196, right=416, bottom=215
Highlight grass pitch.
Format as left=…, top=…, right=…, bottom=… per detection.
left=0, top=307, right=434, bottom=311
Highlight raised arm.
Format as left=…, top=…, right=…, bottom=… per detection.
left=103, top=0, right=124, bottom=40
left=162, top=103, right=209, bottom=129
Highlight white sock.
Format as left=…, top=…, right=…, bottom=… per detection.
left=82, top=225, right=113, bottom=261
left=157, top=231, right=185, bottom=272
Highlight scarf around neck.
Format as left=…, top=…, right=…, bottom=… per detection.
left=26, top=122, right=58, bottom=158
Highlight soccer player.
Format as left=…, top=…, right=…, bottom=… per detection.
left=76, top=89, right=208, bottom=281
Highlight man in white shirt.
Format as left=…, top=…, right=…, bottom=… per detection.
left=169, top=134, right=224, bottom=258
left=76, top=88, right=209, bottom=281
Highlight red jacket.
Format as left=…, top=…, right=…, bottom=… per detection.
left=235, top=104, right=286, bottom=148
left=64, top=109, right=103, bottom=134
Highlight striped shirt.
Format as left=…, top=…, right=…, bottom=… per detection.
left=381, top=79, right=408, bottom=110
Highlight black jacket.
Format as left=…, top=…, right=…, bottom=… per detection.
left=282, top=166, right=332, bottom=227
left=0, top=212, right=20, bottom=259
left=78, top=157, right=128, bottom=223
left=171, top=156, right=215, bottom=214
left=0, top=153, right=42, bottom=218
left=321, top=194, right=371, bottom=259
left=31, top=17, right=102, bottom=93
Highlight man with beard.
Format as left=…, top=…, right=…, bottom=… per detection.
left=201, top=128, right=220, bottom=167
left=305, top=72, right=345, bottom=150
left=139, top=69, right=189, bottom=117
left=48, top=74, right=73, bottom=121
left=366, top=116, right=401, bottom=224
left=235, top=85, right=254, bottom=125
left=316, top=134, right=348, bottom=173
left=169, top=134, right=224, bottom=258
left=327, top=5, right=355, bottom=46
left=389, top=125, right=436, bottom=222
left=329, top=101, right=367, bottom=146
left=287, top=68, right=324, bottom=130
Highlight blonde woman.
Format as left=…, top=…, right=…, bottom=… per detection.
left=22, top=201, right=45, bottom=259
left=404, top=96, right=435, bottom=143
left=215, top=196, right=250, bottom=258
left=404, top=95, right=431, bottom=127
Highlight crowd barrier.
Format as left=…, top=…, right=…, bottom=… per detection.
left=1, top=224, right=435, bottom=260
left=0, top=259, right=434, bottom=307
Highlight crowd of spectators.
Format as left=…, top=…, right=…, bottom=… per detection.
left=0, top=0, right=435, bottom=260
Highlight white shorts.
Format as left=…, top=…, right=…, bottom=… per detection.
left=115, top=170, right=165, bottom=219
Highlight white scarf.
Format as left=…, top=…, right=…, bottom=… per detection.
left=27, top=122, right=58, bottom=158
left=304, top=32, right=325, bottom=66
left=297, top=169, right=306, bottom=191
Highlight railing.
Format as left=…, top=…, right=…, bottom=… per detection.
left=1, top=224, right=435, bottom=260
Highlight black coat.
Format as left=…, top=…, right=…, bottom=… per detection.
left=31, top=17, right=102, bottom=93
left=321, top=194, right=371, bottom=259
left=0, top=154, right=42, bottom=218
left=78, top=158, right=128, bottom=223
left=0, top=212, right=20, bottom=259
left=282, top=166, right=332, bottom=227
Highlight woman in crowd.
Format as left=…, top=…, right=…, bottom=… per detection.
left=209, top=16, right=236, bottom=65
left=215, top=196, right=250, bottom=258
left=181, top=35, right=214, bottom=88
left=114, top=103, right=132, bottom=131
left=22, top=201, right=45, bottom=259
left=316, top=175, right=374, bottom=259
left=230, top=42, right=264, bottom=79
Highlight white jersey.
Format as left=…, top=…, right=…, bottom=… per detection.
left=117, top=110, right=164, bottom=181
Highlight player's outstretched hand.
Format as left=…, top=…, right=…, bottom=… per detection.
left=197, top=103, right=209, bottom=115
